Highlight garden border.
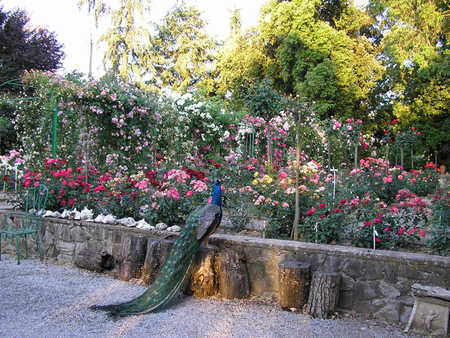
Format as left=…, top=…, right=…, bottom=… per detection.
left=1, top=210, right=449, bottom=324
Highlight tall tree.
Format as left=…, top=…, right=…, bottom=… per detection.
left=369, top=0, right=450, bottom=162
left=228, top=7, right=242, bottom=38
left=214, top=0, right=383, bottom=120
left=0, top=7, right=65, bottom=86
left=99, top=0, right=154, bottom=87
left=259, top=0, right=383, bottom=119
left=152, top=1, right=217, bottom=92
left=0, top=6, right=65, bottom=154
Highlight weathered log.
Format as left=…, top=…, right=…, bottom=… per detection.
left=141, top=238, right=174, bottom=285
left=218, top=247, right=250, bottom=299
left=74, top=249, right=114, bottom=272
left=307, top=271, right=341, bottom=319
left=117, top=235, right=147, bottom=281
left=278, top=260, right=311, bottom=311
left=185, top=246, right=219, bottom=298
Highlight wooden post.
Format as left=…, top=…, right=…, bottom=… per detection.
left=117, top=235, right=147, bottom=281
left=278, top=260, right=311, bottom=311
left=74, top=249, right=114, bottom=272
left=185, top=246, right=219, bottom=298
left=217, top=248, right=250, bottom=299
left=307, top=271, right=341, bottom=319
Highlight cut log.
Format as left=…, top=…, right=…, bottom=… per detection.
left=278, top=260, right=311, bottom=311
left=307, top=271, right=341, bottom=319
left=185, top=246, right=219, bottom=298
left=141, top=238, right=174, bottom=285
left=117, top=235, right=147, bottom=281
left=218, top=248, right=250, bottom=299
left=74, top=249, right=114, bottom=272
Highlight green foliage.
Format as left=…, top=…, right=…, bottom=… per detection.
left=301, top=199, right=348, bottom=244
left=428, top=190, right=450, bottom=255
left=0, top=8, right=64, bottom=86
left=152, top=1, right=217, bottom=92
left=242, top=79, right=290, bottom=119
left=99, top=0, right=154, bottom=88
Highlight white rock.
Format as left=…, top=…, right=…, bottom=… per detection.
left=102, top=214, right=117, bottom=224
left=167, top=225, right=182, bottom=232
left=43, top=210, right=61, bottom=218
left=69, top=208, right=78, bottom=219
left=80, top=207, right=94, bottom=221
left=136, top=219, right=153, bottom=230
left=155, top=222, right=168, bottom=230
left=60, top=209, right=71, bottom=219
left=74, top=210, right=82, bottom=220
left=118, top=217, right=137, bottom=227
left=93, top=214, right=105, bottom=223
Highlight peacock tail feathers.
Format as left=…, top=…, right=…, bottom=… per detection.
left=90, top=203, right=208, bottom=318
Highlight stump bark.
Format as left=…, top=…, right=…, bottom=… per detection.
left=141, top=238, right=174, bottom=285
left=185, top=246, right=219, bottom=298
left=117, top=235, right=147, bottom=281
left=217, top=248, right=250, bottom=299
left=307, top=271, right=341, bottom=319
left=278, top=260, right=311, bottom=311
left=74, top=249, right=114, bottom=272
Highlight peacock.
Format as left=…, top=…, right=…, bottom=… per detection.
left=90, top=178, right=223, bottom=318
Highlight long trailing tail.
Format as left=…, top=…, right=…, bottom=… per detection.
left=90, top=209, right=203, bottom=318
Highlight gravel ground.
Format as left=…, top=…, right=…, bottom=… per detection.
left=0, top=253, right=422, bottom=338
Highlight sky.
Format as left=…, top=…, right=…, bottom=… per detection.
left=1, top=0, right=368, bottom=78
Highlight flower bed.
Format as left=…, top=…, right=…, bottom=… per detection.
left=2, top=151, right=449, bottom=257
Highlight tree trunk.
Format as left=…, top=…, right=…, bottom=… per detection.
left=267, top=129, right=273, bottom=168
left=327, top=140, right=331, bottom=174
left=386, top=144, right=390, bottom=173
left=117, top=235, right=147, bottom=281
left=278, top=260, right=311, bottom=311
left=291, top=113, right=302, bottom=240
left=217, top=248, right=250, bottom=299
left=184, top=246, right=219, bottom=298
left=141, top=237, right=174, bottom=285
left=74, top=249, right=114, bottom=272
left=307, top=271, right=341, bottom=319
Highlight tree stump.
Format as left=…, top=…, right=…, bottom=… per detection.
left=278, top=260, right=311, bottom=311
left=185, top=246, right=219, bottom=298
left=217, top=248, right=250, bottom=299
left=307, top=271, right=341, bottom=319
left=74, top=249, right=114, bottom=272
left=141, top=238, right=174, bottom=285
left=117, top=235, right=147, bottom=281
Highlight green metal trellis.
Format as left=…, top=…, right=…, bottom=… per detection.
left=0, top=79, right=59, bottom=159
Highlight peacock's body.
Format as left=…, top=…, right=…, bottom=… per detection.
left=90, top=179, right=222, bottom=318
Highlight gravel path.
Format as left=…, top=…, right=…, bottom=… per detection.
left=0, top=254, right=421, bottom=338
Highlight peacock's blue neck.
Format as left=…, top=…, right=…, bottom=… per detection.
left=211, top=182, right=222, bottom=206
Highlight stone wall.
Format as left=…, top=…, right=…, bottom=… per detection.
left=1, top=211, right=449, bottom=324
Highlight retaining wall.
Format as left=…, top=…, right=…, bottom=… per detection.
left=1, top=211, right=449, bottom=324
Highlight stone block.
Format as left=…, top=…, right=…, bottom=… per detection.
left=405, top=297, right=450, bottom=336
left=378, top=280, right=401, bottom=298
left=372, top=299, right=401, bottom=322
left=70, top=226, right=83, bottom=242
left=343, top=259, right=365, bottom=279
left=384, top=262, right=399, bottom=283
left=323, top=255, right=343, bottom=272
left=57, top=241, right=76, bottom=255
left=337, top=290, right=353, bottom=309
left=352, top=300, right=372, bottom=314
left=361, top=260, right=385, bottom=280
left=353, top=281, right=378, bottom=301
